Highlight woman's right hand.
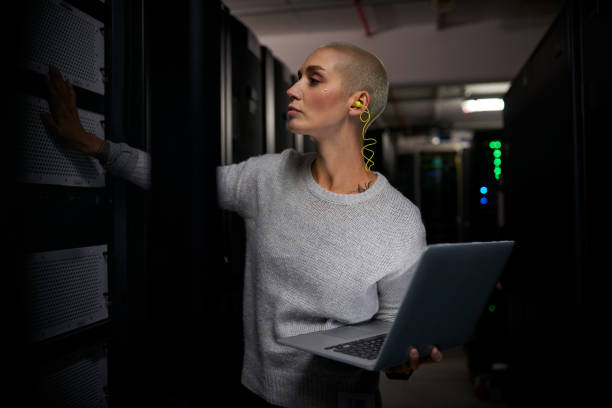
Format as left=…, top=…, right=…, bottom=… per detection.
left=39, top=64, right=104, bottom=155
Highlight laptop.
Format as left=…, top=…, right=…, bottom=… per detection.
left=277, top=241, right=515, bottom=371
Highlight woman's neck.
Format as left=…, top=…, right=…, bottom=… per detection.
left=311, top=152, right=378, bottom=194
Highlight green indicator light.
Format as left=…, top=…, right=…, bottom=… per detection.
left=488, top=305, right=496, bottom=312
left=489, top=141, right=503, bottom=180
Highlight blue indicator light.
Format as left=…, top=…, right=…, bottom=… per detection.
left=480, top=186, right=488, bottom=194
left=480, top=197, right=488, bottom=205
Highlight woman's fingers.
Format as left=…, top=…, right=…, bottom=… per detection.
left=44, top=66, right=79, bottom=120
left=419, top=347, right=443, bottom=364
left=385, top=346, right=444, bottom=375
left=40, top=111, right=54, bottom=129
left=47, top=65, right=67, bottom=95
left=408, top=346, right=444, bottom=370
left=413, top=347, right=428, bottom=369
left=432, top=348, right=443, bottom=362
left=40, top=111, right=59, bottom=140
left=66, top=79, right=76, bottom=104
left=48, top=67, right=61, bottom=92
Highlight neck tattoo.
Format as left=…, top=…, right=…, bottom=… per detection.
left=354, top=180, right=372, bottom=193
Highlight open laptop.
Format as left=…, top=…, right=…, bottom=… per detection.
left=277, top=241, right=515, bottom=371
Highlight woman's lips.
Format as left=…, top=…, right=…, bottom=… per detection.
left=288, top=108, right=301, bottom=115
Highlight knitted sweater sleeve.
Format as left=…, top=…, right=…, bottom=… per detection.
left=102, top=140, right=151, bottom=190
left=215, top=155, right=266, bottom=219
left=101, top=140, right=265, bottom=218
left=373, top=205, right=427, bottom=323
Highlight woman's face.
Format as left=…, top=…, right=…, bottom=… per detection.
left=286, top=48, right=351, bottom=137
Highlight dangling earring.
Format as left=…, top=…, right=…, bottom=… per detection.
left=352, top=101, right=376, bottom=172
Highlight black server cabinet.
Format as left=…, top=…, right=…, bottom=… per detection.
left=107, top=1, right=150, bottom=406
left=219, top=4, right=266, bottom=403
left=226, top=12, right=264, bottom=163
left=11, top=0, right=152, bottom=406
left=468, top=129, right=505, bottom=242
left=145, top=1, right=224, bottom=406
left=261, top=45, right=296, bottom=154
left=274, top=56, right=297, bottom=153
left=502, top=1, right=606, bottom=406
left=14, top=0, right=112, bottom=406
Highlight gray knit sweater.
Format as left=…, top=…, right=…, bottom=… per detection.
left=101, top=141, right=427, bottom=407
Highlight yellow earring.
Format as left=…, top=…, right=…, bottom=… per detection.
left=353, top=101, right=375, bottom=172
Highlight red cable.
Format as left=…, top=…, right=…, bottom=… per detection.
left=353, top=0, right=372, bottom=37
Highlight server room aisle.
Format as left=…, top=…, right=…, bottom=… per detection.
left=379, top=345, right=508, bottom=408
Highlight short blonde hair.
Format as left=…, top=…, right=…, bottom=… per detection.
left=314, top=41, right=389, bottom=135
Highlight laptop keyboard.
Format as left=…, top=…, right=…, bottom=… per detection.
left=323, top=333, right=387, bottom=360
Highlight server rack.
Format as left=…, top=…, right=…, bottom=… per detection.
left=261, top=45, right=296, bottom=154
left=274, top=56, right=298, bottom=153
left=15, top=1, right=112, bottom=406
left=107, top=0, right=150, bottom=405
left=225, top=11, right=264, bottom=164
left=219, top=4, right=266, bottom=402
left=219, top=7, right=304, bottom=403
left=11, top=0, right=152, bottom=405
left=469, top=129, right=505, bottom=242
left=502, top=0, right=605, bottom=405
left=144, top=1, right=224, bottom=406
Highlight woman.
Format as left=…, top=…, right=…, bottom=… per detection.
left=40, top=41, right=443, bottom=408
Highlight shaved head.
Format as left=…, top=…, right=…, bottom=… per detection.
left=313, top=42, right=389, bottom=134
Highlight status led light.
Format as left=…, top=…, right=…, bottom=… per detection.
left=480, top=186, right=488, bottom=194
left=489, top=140, right=503, bottom=180
left=480, top=197, right=488, bottom=205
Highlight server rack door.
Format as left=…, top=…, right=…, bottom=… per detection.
left=15, top=0, right=112, bottom=406
left=274, top=57, right=295, bottom=153
left=501, top=1, right=604, bottom=404
left=145, top=1, right=224, bottom=406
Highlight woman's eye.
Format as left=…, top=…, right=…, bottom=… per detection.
left=309, top=77, right=319, bottom=84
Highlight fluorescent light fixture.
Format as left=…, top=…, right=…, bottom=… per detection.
left=464, top=82, right=510, bottom=96
left=461, top=98, right=505, bottom=113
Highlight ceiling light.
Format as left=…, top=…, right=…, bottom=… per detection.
left=461, top=98, right=505, bottom=113
left=464, top=82, right=511, bottom=97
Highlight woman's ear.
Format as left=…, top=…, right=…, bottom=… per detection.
left=349, top=91, right=370, bottom=111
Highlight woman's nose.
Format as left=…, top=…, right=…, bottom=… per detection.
left=287, top=82, right=300, bottom=100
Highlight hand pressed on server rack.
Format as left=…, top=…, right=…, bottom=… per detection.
left=39, top=64, right=105, bottom=156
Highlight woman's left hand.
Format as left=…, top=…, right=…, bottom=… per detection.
left=383, top=345, right=443, bottom=379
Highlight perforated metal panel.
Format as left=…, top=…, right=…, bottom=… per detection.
left=18, top=95, right=106, bottom=187
left=24, top=245, right=108, bottom=343
left=37, top=344, right=108, bottom=407
left=21, top=0, right=105, bottom=95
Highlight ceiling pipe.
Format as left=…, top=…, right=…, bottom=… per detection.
left=227, top=0, right=416, bottom=17
left=353, top=0, right=372, bottom=37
